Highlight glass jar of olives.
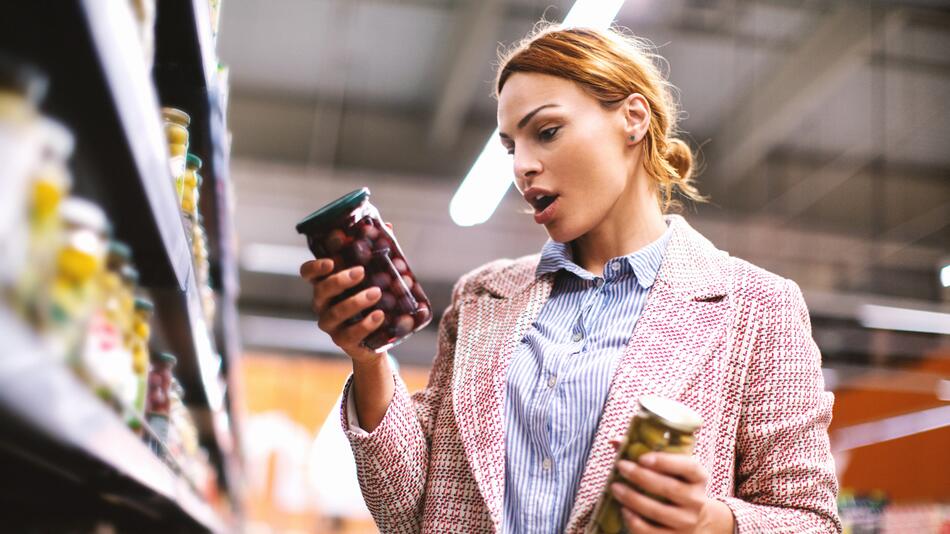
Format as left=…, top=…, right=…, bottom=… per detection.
left=589, top=396, right=703, bottom=534
left=296, top=187, right=432, bottom=353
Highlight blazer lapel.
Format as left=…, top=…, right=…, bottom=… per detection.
left=452, top=264, right=554, bottom=531
left=565, top=215, right=734, bottom=533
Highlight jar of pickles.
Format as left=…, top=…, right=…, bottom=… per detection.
left=296, top=187, right=432, bottom=352
left=161, top=107, right=190, bottom=189
left=589, top=396, right=703, bottom=534
left=181, top=154, right=202, bottom=239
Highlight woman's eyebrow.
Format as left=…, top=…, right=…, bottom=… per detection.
left=499, top=103, right=560, bottom=138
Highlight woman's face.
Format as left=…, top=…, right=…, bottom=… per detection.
left=497, top=72, right=643, bottom=243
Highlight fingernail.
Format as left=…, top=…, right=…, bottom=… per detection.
left=349, top=267, right=363, bottom=280
left=639, top=454, right=655, bottom=466
left=610, top=483, right=624, bottom=496
left=371, top=311, right=384, bottom=321
left=321, top=259, right=332, bottom=270
left=367, top=287, right=381, bottom=298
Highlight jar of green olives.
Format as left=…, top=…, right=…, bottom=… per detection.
left=588, top=396, right=703, bottom=534
left=296, top=187, right=432, bottom=353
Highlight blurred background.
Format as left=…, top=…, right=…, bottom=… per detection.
left=1, top=0, right=948, bottom=533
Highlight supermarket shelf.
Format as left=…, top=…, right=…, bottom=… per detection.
left=0, top=1, right=190, bottom=291
left=0, top=0, right=234, bottom=499
left=0, top=309, right=228, bottom=533
left=155, top=0, right=240, bottom=301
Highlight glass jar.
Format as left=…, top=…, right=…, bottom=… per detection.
left=12, top=118, right=74, bottom=319
left=181, top=154, right=201, bottom=240
left=0, top=55, right=46, bottom=290
left=41, top=198, right=108, bottom=363
left=590, top=396, right=703, bottom=534
left=146, top=352, right=176, bottom=447
left=296, top=187, right=432, bottom=352
left=161, top=107, right=190, bottom=188
left=131, top=297, right=154, bottom=426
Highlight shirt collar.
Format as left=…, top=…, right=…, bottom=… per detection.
left=535, top=219, right=673, bottom=289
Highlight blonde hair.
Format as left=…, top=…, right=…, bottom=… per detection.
left=495, top=24, right=709, bottom=213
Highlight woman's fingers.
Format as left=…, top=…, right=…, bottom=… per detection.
left=611, top=480, right=691, bottom=530
left=617, top=459, right=696, bottom=507
left=639, top=453, right=708, bottom=485
left=318, top=286, right=382, bottom=333
left=311, top=266, right=365, bottom=315
left=333, top=309, right=386, bottom=347
left=300, top=258, right=333, bottom=281
left=620, top=506, right=670, bottom=534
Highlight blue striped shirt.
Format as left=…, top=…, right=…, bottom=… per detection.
left=502, top=220, right=673, bottom=533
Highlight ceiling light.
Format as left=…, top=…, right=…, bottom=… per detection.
left=858, top=304, right=950, bottom=336
left=241, top=243, right=314, bottom=276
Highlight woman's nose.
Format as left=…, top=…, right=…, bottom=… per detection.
left=513, top=150, right=541, bottom=181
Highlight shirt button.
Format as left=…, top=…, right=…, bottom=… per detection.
left=572, top=332, right=583, bottom=342
left=542, top=458, right=552, bottom=470
left=594, top=278, right=604, bottom=288
left=547, top=375, right=557, bottom=388
left=611, top=262, right=621, bottom=271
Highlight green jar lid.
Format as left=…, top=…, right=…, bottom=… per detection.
left=295, top=187, right=370, bottom=235
left=186, top=153, right=202, bottom=169
left=0, top=52, right=48, bottom=103
left=134, top=297, right=154, bottom=312
left=108, top=240, right=132, bottom=260
left=121, top=264, right=140, bottom=285
left=154, top=352, right=177, bottom=365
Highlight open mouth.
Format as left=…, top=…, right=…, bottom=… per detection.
left=531, top=194, right=559, bottom=212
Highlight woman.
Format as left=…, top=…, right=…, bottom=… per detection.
left=300, top=25, right=840, bottom=534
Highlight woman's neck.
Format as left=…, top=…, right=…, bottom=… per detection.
left=571, top=180, right=667, bottom=277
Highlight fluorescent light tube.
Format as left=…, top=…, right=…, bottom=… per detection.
left=241, top=243, right=314, bottom=276
left=858, top=304, right=950, bottom=336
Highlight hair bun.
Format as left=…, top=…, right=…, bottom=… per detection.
left=664, top=138, right=693, bottom=182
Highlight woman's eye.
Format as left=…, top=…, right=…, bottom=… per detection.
left=539, top=127, right=560, bottom=141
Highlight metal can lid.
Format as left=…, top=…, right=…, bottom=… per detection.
left=295, top=187, right=370, bottom=235
left=161, top=107, right=191, bottom=127
left=638, top=395, right=702, bottom=434
left=60, top=197, right=109, bottom=234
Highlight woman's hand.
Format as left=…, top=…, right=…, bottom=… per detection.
left=608, top=447, right=735, bottom=533
left=299, top=221, right=396, bottom=365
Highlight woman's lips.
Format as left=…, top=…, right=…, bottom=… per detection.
left=534, top=195, right=560, bottom=224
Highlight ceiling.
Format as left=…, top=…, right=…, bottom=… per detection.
left=214, top=0, right=950, bottom=364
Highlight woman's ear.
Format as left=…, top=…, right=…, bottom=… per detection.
left=623, top=93, right=650, bottom=145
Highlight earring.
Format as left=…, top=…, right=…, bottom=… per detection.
left=629, top=135, right=637, bottom=142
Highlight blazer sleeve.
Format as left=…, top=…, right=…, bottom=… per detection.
left=717, top=278, right=842, bottom=533
left=338, top=276, right=465, bottom=534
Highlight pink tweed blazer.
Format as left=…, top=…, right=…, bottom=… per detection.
left=341, top=214, right=841, bottom=533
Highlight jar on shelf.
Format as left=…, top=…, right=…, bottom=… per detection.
left=296, top=187, right=432, bottom=353
left=130, top=297, right=154, bottom=430
left=590, top=396, right=703, bottom=534
left=146, top=351, right=176, bottom=448
left=41, top=198, right=109, bottom=363
left=0, top=54, right=47, bottom=290
left=80, top=240, right=138, bottom=407
left=161, top=107, right=190, bottom=192
left=11, top=118, right=75, bottom=320
left=181, top=153, right=202, bottom=240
